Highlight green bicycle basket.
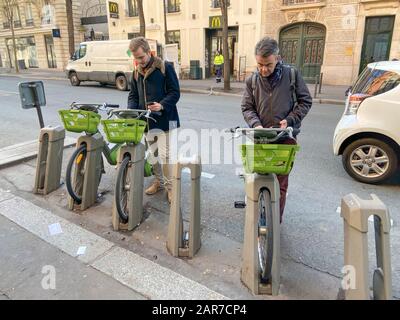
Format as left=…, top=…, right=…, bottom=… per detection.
left=240, top=144, right=300, bottom=175
left=102, top=119, right=147, bottom=144
left=59, top=109, right=101, bottom=134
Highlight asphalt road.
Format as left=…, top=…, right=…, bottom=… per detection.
left=1, top=76, right=399, bottom=298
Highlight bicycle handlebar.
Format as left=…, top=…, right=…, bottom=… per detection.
left=226, top=126, right=294, bottom=143
left=69, top=102, right=120, bottom=112
left=109, top=108, right=161, bottom=121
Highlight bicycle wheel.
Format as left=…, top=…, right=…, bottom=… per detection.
left=258, top=189, right=274, bottom=282
left=66, top=145, right=87, bottom=204
left=115, top=155, right=131, bottom=223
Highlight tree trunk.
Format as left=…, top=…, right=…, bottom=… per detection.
left=137, top=0, right=146, bottom=37
left=163, top=0, right=168, bottom=45
left=66, top=0, right=75, bottom=56
left=220, top=0, right=230, bottom=91
left=10, top=21, right=19, bottom=73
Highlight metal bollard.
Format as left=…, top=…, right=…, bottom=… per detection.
left=319, top=73, right=323, bottom=94
left=167, top=155, right=201, bottom=258
left=241, top=173, right=281, bottom=296
left=112, top=143, right=145, bottom=231
left=68, top=133, right=104, bottom=211
left=34, top=126, right=65, bottom=195
left=314, top=74, right=319, bottom=98
left=340, top=193, right=392, bottom=300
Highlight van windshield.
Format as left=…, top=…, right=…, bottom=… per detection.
left=78, top=44, right=87, bottom=59
left=353, top=67, right=400, bottom=96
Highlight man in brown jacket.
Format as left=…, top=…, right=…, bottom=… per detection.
left=241, top=37, right=312, bottom=222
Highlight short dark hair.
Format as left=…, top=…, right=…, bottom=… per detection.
left=255, top=37, right=279, bottom=57
left=129, top=36, right=151, bottom=53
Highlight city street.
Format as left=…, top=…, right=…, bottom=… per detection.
left=0, top=75, right=399, bottom=299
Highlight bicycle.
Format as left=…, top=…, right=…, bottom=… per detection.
left=228, top=126, right=299, bottom=284
left=58, top=103, right=156, bottom=212
left=102, top=108, right=160, bottom=224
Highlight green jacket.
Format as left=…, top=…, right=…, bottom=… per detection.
left=214, top=54, right=224, bottom=66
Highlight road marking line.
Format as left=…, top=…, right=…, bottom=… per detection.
left=182, top=168, right=215, bottom=179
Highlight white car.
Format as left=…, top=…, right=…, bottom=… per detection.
left=333, top=61, right=400, bottom=184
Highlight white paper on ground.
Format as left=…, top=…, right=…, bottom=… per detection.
left=76, top=246, right=87, bottom=256
left=48, top=223, right=63, bottom=236
left=182, top=168, right=215, bottom=179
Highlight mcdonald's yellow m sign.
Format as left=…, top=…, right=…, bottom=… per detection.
left=109, top=1, right=119, bottom=19
left=209, top=16, right=222, bottom=29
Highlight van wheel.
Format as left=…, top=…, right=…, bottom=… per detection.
left=69, top=72, right=80, bottom=86
left=342, top=138, right=398, bottom=184
left=116, top=75, right=127, bottom=91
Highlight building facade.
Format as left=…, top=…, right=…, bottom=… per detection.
left=0, top=0, right=83, bottom=70
left=106, top=0, right=263, bottom=79
left=106, top=0, right=400, bottom=85
left=263, top=0, right=400, bottom=85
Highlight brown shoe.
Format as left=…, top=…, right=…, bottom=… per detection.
left=167, top=190, right=172, bottom=204
left=145, top=180, right=161, bottom=195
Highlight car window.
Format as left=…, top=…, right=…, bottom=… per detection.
left=353, top=67, right=400, bottom=96
left=79, top=44, right=87, bottom=59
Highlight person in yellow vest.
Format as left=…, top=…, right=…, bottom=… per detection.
left=214, top=50, right=224, bottom=83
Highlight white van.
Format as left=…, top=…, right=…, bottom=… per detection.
left=66, top=39, right=158, bottom=91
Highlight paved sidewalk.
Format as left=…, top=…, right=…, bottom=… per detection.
left=0, top=189, right=227, bottom=300
left=0, top=67, right=347, bottom=104
left=0, top=214, right=146, bottom=300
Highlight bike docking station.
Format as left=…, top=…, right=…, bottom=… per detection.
left=68, top=133, right=104, bottom=211
left=167, top=154, right=202, bottom=258
left=240, top=173, right=281, bottom=296
left=340, top=193, right=393, bottom=300
left=19, top=81, right=65, bottom=195
left=111, top=142, right=146, bottom=231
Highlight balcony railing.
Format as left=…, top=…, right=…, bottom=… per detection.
left=25, top=18, right=34, bottom=27
left=282, top=0, right=322, bottom=5
left=3, top=22, right=10, bottom=29
left=14, top=20, right=21, bottom=28
left=211, top=0, right=230, bottom=8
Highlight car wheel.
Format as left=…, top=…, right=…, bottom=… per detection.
left=342, top=138, right=398, bottom=184
left=69, top=72, right=80, bottom=86
left=116, top=75, right=127, bottom=91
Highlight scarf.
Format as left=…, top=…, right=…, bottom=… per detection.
left=266, top=61, right=283, bottom=89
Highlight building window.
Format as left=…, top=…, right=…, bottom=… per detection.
left=166, top=30, right=181, bottom=48
left=41, top=4, right=55, bottom=25
left=167, top=0, right=180, bottom=13
left=282, top=0, right=321, bottom=5
left=127, top=0, right=138, bottom=17
left=211, top=0, right=230, bottom=8
left=128, top=32, right=141, bottom=39
left=13, top=5, right=21, bottom=28
left=25, top=3, right=34, bottom=26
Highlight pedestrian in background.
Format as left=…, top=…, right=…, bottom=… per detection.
left=214, top=50, right=224, bottom=83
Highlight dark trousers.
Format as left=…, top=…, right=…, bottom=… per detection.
left=276, top=137, right=297, bottom=223
left=215, top=65, right=223, bottom=79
